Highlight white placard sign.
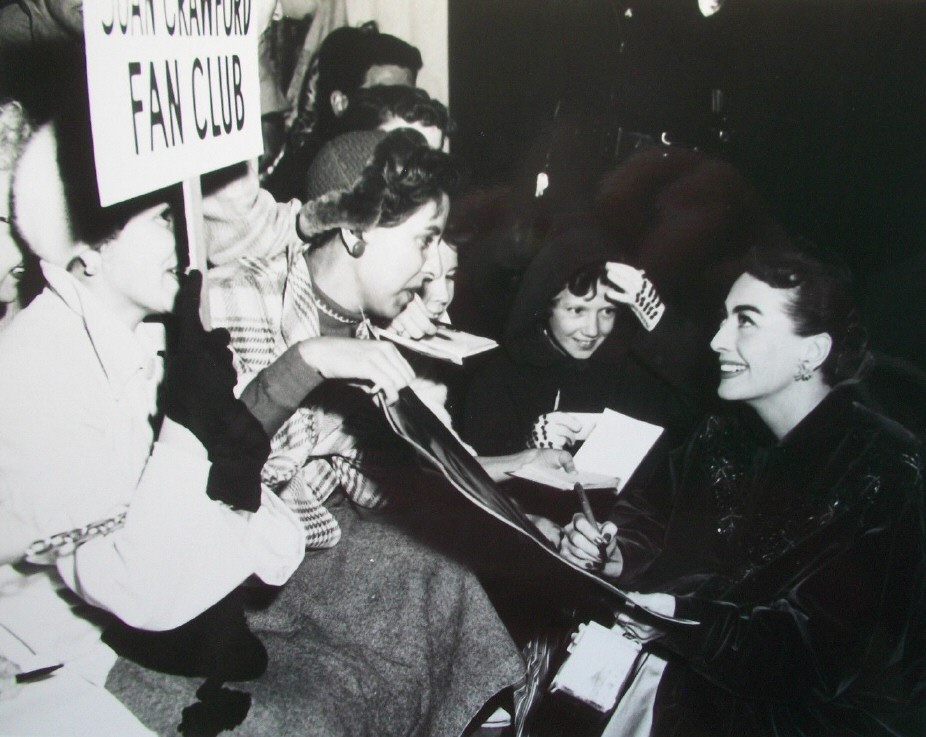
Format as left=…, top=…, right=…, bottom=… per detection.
left=83, top=1, right=263, bottom=206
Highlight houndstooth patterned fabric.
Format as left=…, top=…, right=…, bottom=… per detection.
left=208, top=242, right=387, bottom=548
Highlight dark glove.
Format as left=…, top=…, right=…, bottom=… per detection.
left=162, top=270, right=270, bottom=512
left=103, top=588, right=267, bottom=682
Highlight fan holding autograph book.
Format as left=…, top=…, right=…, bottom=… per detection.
left=462, top=222, right=709, bottom=478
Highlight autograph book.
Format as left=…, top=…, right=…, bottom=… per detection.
left=380, top=388, right=694, bottom=626
left=372, top=324, right=498, bottom=364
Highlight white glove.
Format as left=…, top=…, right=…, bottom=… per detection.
left=604, top=263, right=665, bottom=331
left=528, top=412, right=584, bottom=449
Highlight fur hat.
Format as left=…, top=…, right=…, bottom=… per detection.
left=10, top=123, right=76, bottom=267
left=297, top=129, right=388, bottom=240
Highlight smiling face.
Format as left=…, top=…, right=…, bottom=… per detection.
left=354, top=194, right=449, bottom=319
left=97, top=202, right=181, bottom=325
left=421, top=240, right=458, bottom=319
left=547, top=281, right=617, bottom=359
left=711, top=273, right=822, bottom=413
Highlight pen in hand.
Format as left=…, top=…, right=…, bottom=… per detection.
left=574, top=481, right=608, bottom=568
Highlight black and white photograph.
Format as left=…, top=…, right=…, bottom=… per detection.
left=1, top=1, right=925, bottom=735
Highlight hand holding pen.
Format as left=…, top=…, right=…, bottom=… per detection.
left=559, top=482, right=621, bottom=575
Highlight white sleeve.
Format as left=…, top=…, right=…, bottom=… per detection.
left=203, top=160, right=302, bottom=266
left=56, top=429, right=304, bottom=631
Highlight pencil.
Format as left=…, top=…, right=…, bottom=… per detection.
left=573, top=481, right=597, bottom=527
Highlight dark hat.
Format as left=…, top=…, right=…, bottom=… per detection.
left=304, top=129, right=386, bottom=201
left=297, top=129, right=388, bottom=240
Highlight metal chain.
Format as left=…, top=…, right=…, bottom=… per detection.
left=23, top=507, right=128, bottom=565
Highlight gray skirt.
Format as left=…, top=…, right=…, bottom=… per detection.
left=106, top=501, right=524, bottom=737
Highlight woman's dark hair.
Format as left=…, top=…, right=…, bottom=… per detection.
left=342, top=86, right=453, bottom=138
left=339, top=127, right=462, bottom=229
left=745, top=238, right=869, bottom=385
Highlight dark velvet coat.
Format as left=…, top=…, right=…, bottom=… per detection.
left=611, top=386, right=926, bottom=736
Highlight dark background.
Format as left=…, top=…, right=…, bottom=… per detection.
left=448, top=0, right=926, bottom=368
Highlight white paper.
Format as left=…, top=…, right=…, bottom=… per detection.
left=510, top=464, right=619, bottom=491
left=509, top=408, right=663, bottom=491
left=573, top=409, right=664, bottom=491
left=371, top=325, right=497, bottom=364
left=549, top=621, right=642, bottom=712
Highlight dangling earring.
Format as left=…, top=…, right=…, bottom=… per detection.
left=794, top=361, right=813, bottom=382
left=341, top=229, right=366, bottom=258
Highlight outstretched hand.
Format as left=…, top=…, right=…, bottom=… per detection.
left=387, top=294, right=439, bottom=340
left=297, top=336, right=416, bottom=405
left=529, top=412, right=585, bottom=449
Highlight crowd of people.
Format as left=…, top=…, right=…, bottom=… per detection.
left=1, top=6, right=925, bottom=737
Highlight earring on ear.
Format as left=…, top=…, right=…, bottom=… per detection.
left=341, top=229, right=366, bottom=258
left=794, top=361, right=813, bottom=382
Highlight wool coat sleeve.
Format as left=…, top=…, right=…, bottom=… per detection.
left=202, top=161, right=302, bottom=266
left=54, top=422, right=305, bottom=631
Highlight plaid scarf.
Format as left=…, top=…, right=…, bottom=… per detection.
left=209, top=243, right=388, bottom=548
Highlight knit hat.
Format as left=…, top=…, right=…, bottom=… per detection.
left=297, top=129, right=388, bottom=240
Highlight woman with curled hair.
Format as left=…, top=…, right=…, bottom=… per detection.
left=340, top=85, right=453, bottom=151
left=300, top=126, right=457, bottom=229
left=111, top=128, right=539, bottom=737
left=742, top=238, right=869, bottom=387
left=554, top=237, right=926, bottom=737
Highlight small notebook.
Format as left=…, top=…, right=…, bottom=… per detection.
left=509, top=408, right=664, bottom=491
left=372, top=324, right=498, bottom=365
left=549, top=620, right=642, bottom=712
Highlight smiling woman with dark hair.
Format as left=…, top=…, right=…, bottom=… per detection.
left=558, top=237, right=926, bottom=737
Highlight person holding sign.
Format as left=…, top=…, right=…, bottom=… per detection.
left=111, top=128, right=533, bottom=737
left=558, top=239, right=926, bottom=737
left=0, top=91, right=304, bottom=735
